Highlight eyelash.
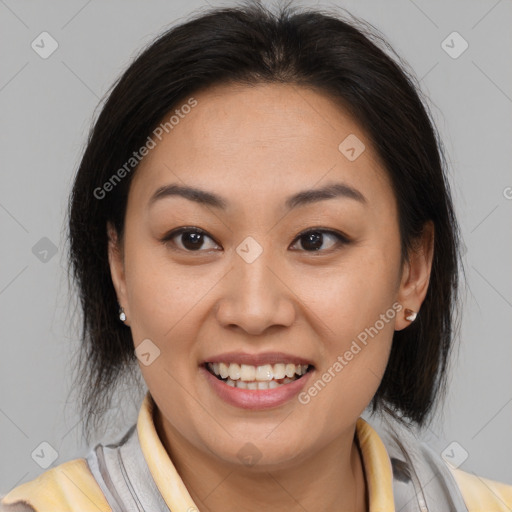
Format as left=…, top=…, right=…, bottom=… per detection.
left=160, top=226, right=351, bottom=254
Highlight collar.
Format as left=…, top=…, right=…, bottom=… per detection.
left=137, top=391, right=396, bottom=511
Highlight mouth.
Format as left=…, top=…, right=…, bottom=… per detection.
left=203, top=361, right=314, bottom=390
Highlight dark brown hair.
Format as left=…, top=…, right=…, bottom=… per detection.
left=67, top=1, right=462, bottom=441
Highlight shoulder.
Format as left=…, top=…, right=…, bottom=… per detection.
left=450, top=466, right=512, bottom=512
left=0, top=458, right=111, bottom=512
left=369, top=417, right=512, bottom=511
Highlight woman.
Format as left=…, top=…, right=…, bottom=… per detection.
left=2, top=2, right=511, bottom=511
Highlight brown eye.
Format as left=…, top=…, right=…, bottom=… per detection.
left=161, top=227, right=349, bottom=253
left=162, top=227, right=220, bottom=252
left=290, top=229, right=350, bottom=252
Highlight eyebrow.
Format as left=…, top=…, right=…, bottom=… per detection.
left=148, top=181, right=367, bottom=211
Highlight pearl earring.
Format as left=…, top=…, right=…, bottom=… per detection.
left=404, top=308, right=417, bottom=322
left=119, top=305, right=126, bottom=322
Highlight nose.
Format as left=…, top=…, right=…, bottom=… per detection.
left=215, top=245, right=296, bottom=336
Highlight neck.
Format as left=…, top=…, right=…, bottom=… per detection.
left=154, top=410, right=368, bottom=512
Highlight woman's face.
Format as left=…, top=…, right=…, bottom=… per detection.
left=108, top=82, right=431, bottom=469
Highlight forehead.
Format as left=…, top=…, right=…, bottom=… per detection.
left=129, top=82, right=395, bottom=215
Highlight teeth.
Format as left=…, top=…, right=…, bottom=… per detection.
left=273, top=363, right=286, bottom=379
left=210, top=370, right=305, bottom=390
left=285, top=364, right=296, bottom=378
left=240, top=364, right=256, bottom=381
left=228, top=363, right=240, bottom=381
left=219, top=362, right=229, bottom=379
left=255, top=364, right=273, bottom=381
left=207, top=362, right=310, bottom=383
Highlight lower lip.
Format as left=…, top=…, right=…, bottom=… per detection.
left=200, top=365, right=314, bottom=410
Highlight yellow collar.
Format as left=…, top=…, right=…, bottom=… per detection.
left=137, top=391, right=395, bottom=511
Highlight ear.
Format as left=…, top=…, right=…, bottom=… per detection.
left=395, top=221, right=434, bottom=331
left=107, top=221, right=130, bottom=326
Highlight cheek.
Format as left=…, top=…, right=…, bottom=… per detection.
left=297, top=244, right=401, bottom=334
left=294, top=245, right=399, bottom=415
left=123, top=244, right=209, bottom=422
left=300, top=307, right=395, bottom=432
left=121, top=240, right=212, bottom=391
left=123, top=232, right=210, bottom=335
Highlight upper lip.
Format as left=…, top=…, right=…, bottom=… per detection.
left=202, top=352, right=314, bottom=367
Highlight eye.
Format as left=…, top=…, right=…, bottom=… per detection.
left=161, top=227, right=350, bottom=254
left=161, top=227, right=220, bottom=252
left=289, top=229, right=350, bottom=252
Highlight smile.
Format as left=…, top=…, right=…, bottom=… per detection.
left=206, top=362, right=312, bottom=390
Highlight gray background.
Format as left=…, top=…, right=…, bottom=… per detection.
left=1, top=0, right=511, bottom=494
